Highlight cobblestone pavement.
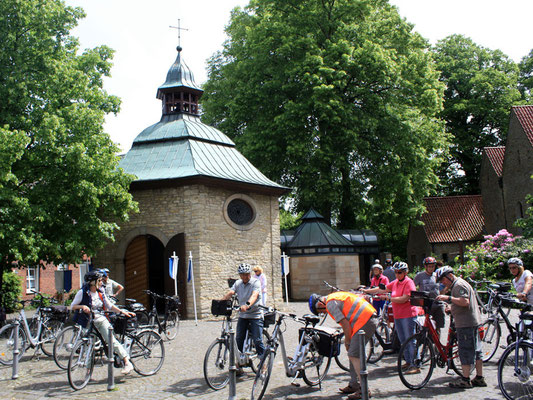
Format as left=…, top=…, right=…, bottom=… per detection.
left=1, top=302, right=510, bottom=400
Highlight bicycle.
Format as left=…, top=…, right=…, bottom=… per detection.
left=67, top=311, right=165, bottom=390
left=397, top=291, right=465, bottom=390
left=135, top=290, right=180, bottom=340
left=476, top=283, right=520, bottom=362
left=250, top=305, right=340, bottom=400
left=0, top=294, right=66, bottom=365
left=53, top=323, right=85, bottom=370
left=203, top=296, right=271, bottom=390
left=497, top=299, right=533, bottom=400
left=468, top=277, right=512, bottom=317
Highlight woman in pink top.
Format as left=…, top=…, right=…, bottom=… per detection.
left=363, top=261, right=419, bottom=374
left=369, top=264, right=389, bottom=315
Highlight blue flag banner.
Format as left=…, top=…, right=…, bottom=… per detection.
left=187, top=257, right=193, bottom=282
left=169, top=257, right=174, bottom=279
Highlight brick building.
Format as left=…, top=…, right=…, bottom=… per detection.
left=407, top=105, right=533, bottom=268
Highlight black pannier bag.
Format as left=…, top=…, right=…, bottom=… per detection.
left=410, top=291, right=433, bottom=308
left=211, top=299, right=233, bottom=317
left=112, top=315, right=136, bottom=336
left=168, top=296, right=181, bottom=311
left=299, top=325, right=341, bottom=357
left=263, top=311, right=276, bottom=327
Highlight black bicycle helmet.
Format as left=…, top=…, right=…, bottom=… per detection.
left=84, top=270, right=103, bottom=283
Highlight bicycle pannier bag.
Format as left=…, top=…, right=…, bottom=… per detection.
left=263, top=311, right=276, bottom=327
left=168, top=296, right=181, bottom=311
left=299, top=325, right=341, bottom=357
left=211, top=299, right=232, bottom=316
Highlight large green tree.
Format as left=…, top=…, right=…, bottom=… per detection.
left=519, top=49, right=533, bottom=101
left=202, top=0, right=446, bottom=254
left=432, top=35, right=523, bottom=195
left=0, top=0, right=137, bottom=299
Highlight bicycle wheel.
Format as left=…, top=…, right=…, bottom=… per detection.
left=335, top=334, right=350, bottom=371
left=130, top=330, right=165, bottom=376
left=40, top=319, right=64, bottom=356
left=203, top=338, right=230, bottom=390
left=163, top=311, right=179, bottom=340
left=54, top=325, right=82, bottom=370
left=135, top=311, right=150, bottom=328
left=479, top=318, right=501, bottom=362
left=251, top=348, right=275, bottom=400
left=498, top=341, right=533, bottom=400
left=302, top=341, right=332, bottom=386
left=249, top=329, right=271, bottom=373
left=67, top=339, right=95, bottom=390
left=398, top=332, right=435, bottom=390
left=368, top=324, right=391, bottom=364
left=0, top=324, right=27, bottom=365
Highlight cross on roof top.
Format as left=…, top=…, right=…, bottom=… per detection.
left=169, top=19, right=188, bottom=49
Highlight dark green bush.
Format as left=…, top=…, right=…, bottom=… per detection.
left=2, top=271, right=22, bottom=313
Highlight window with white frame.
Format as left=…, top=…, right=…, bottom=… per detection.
left=26, top=267, right=39, bottom=294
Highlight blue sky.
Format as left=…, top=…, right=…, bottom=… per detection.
left=65, top=0, right=533, bottom=153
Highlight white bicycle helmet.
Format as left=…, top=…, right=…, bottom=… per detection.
left=237, top=263, right=252, bottom=274
left=435, top=266, right=454, bottom=282
left=372, top=264, right=383, bottom=271
left=508, top=257, right=523, bottom=266
left=392, top=261, right=408, bottom=272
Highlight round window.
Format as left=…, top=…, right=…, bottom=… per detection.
left=227, top=199, right=254, bottom=225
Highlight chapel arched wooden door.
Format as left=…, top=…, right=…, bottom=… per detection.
left=124, top=236, right=149, bottom=306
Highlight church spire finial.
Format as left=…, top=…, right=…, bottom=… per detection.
left=169, top=19, right=188, bottom=52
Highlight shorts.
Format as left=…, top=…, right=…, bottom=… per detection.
left=348, top=316, right=378, bottom=359
left=456, top=325, right=482, bottom=365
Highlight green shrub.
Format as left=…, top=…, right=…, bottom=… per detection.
left=2, top=270, right=22, bottom=313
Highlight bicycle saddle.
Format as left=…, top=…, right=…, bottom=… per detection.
left=302, top=314, right=320, bottom=326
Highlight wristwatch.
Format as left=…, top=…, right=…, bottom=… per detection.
left=246, top=301, right=251, bottom=306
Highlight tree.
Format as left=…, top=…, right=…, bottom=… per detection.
left=202, top=0, right=447, bottom=253
left=432, top=35, right=523, bottom=195
left=519, top=49, right=533, bottom=101
left=0, top=0, right=137, bottom=304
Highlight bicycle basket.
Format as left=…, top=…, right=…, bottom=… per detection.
left=410, top=291, right=433, bottom=308
left=211, top=300, right=232, bottom=317
left=263, top=311, right=276, bottom=327
left=42, top=305, right=69, bottom=322
left=168, top=296, right=181, bottom=311
left=299, top=325, right=341, bottom=357
left=112, top=315, right=136, bottom=336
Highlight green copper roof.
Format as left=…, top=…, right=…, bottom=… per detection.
left=156, top=47, right=202, bottom=98
left=120, top=115, right=286, bottom=190
left=286, top=208, right=354, bottom=249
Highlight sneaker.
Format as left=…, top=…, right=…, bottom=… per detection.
left=471, top=376, right=487, bottom=387
left=405, top=367, right=421, bottom=375
left=121, top=362, right=134, bottom=375
left=449, top=377, right=473, bottom=388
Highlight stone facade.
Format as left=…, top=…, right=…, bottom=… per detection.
left=288, top=254, right=360, bottom=300
left=480, top=150, right=506, bottom=234
left=93, top=183, right=282, bottom=319
left=502, top=112, right=533, bottom=235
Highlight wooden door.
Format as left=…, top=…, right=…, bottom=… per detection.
left=124, top=236, right=149, bottom=306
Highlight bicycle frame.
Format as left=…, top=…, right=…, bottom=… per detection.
left=421, top=311, right=458, bottom=368
left=486, top=290, right=516, bottom=340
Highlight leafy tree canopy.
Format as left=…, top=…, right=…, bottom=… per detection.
left=0, top=0, right=137, bottom=271
left=431, top=34, right=523, bottom=195
left=202, top=0, right=447, bottom=253
left=519, top=49, right=533, bottom=101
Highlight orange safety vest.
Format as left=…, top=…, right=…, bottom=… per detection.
left=325, top=292, right=376, bottom=338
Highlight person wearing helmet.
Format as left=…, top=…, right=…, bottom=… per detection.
left=414, top=257, right=446, bottom=334
left=100, top=267, right=124, bottom=301
left=221, top=263, right=265, bottom=371
left=369, top=264, right=389, bottom=315
left=308, top=291, right=377, bottom=399
left=362, top=261, right=419, bottom=374
left=508, top=257, right=532, bottom=304
left=435, top=267, right=485, bottom=388
left=382, top=258, right=395, bottom=282
left=71, top=270, right=136, bottom=375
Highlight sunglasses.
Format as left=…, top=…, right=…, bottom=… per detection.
left=395, top=271, right=406, bottom=274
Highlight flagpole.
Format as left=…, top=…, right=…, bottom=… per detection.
left=189, top=251, right=198, bottom=326
left=282, top=252, right=290, bottom=305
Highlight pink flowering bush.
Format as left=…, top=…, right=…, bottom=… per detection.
left=457, top=229, right=533, bottom=281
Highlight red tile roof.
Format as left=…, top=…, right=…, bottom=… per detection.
left=513, top=105, right=533, bottom=147
left=483, top=146, right=505, bottom=177
left=421, top=195, right=484, bottom=243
